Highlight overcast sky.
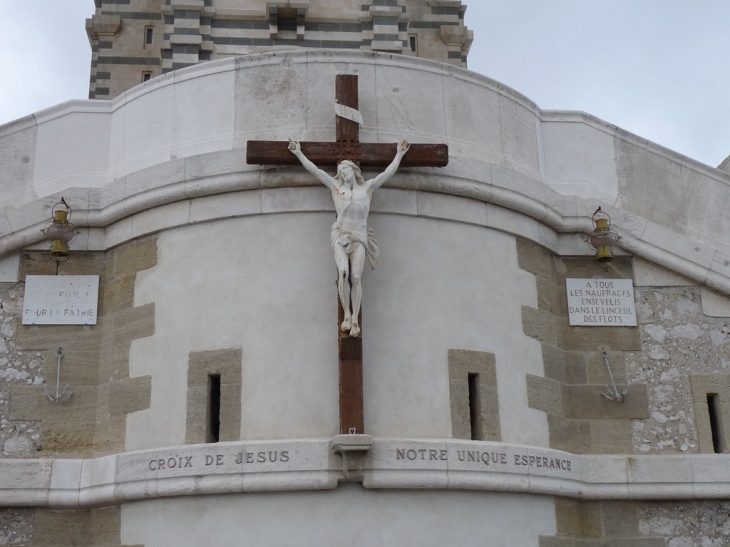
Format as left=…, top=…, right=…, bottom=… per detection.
left=1, top=1, right=728, bottom=167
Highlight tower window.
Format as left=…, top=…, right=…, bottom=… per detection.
left=142, top=71, right=152, bottom=82
left=409, top=35, right=417, bottom=53
left=145, top=26, right=154, bottom=46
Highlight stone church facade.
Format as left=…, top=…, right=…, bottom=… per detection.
left=1, top=2, right=730, bottom=546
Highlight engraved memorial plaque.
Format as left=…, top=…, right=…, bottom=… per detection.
left=566, top=278, right=636, bottom=326
left=22, top=275, right=99, bottom=325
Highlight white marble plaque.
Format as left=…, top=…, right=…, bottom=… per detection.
left=566, top=278, right=636, bottom=326
left=22, top=275, right=99, bottom=325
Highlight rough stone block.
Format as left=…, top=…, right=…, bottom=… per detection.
left=9, top=385, right=95, bottom=422
left=585, top=350, right=627, bottom=385
left=526, top=374, right=563, bottom=416
left=537, top=275, right=566, bottom=317
left=92, top=415, right=126, bottom=456
left=538, top=536, right=577, bottom=547
left=98, top=342, right=132, bottom=382
left=447, top=349, right=496, bottom=385
left=20, top=252, right=106, bottom=279
left=522, top=305, right=557, bottom=344
left=601, top=501, right=639, bottom=537
left=480, top=385, right=501, bottom=441
left=44, top=346, right=102, bottom=386
left=32, top=509, right=90, bottom=546
left=689, top=373, right=730, bottom=400
left=185, top=386, right=208, bottom=444
left=693, top=401, right=715, bottom=454
left=110, top=303, right=155, bottom=345
left=108, top=376, right=152, bottom=416
left=89, top=506, right=121, bottom=545
left=40, top=422, right=96, bottom=455
left=555, top=498, right=584, bottom=537
left=586, top=539, right=666, bottom=547
left=112, top=235, right=158, bottom=277
left=45, top=386, right=100, bottom=423
left=188, top=347, right=243, bottom=386
left=448, top=349, right=500, bottom=441
left=541, top=344, right=568, bottom=383
left=516, top=237, right=552, bottom=279
left=558, top=256, right=634, bottom=283
left=542, top=345, right=587, bottom=384
left=558, top=324, right=642, bottom=352
left=220, top=383, right=242, bottom=442
left=547, top=414, right=590, bottom=454
left=562, top=384, right=649, bottom=420
left=17, top=323, right=101, bottom=351
left=99, top=273, right=135, bottom=315
left=449, top=382, right=470, bottom=440
left=589, top=420, right=633, bottom=454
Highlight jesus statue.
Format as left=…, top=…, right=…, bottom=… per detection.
left=288, top=138, right=410, bottom=337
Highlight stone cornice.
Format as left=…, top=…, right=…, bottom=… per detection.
left=1, top=154, right=728, bottom=296
left=1, top=439, right=728, bottom=508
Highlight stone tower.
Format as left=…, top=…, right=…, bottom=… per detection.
left=86, top=0, right=473, bottom=99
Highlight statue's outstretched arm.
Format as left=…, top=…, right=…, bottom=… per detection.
left=368, top=139, right=410, bottom=191
left=288, top=139, right=336, bottom=191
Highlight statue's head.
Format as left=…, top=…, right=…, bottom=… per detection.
left=335, top=160, right=365, bottom=187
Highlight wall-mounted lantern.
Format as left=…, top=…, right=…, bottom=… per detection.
left=42, top=198, right=78, bottom=263
left=587, top=207, right=620, bottom=269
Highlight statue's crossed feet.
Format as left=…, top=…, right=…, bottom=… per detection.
left=340, top=316, right=361, bottom=337
left=341, top=316, right=352, bottom=333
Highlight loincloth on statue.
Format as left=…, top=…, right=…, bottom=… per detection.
left=330, top=223, right=379, bottom=269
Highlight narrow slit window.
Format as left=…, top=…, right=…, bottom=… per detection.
left=145, top=26, right=154, bottom=46
left=468, top=373, right=482, bottom=440
left=208, top=374, right=221, bottom=443
left=707, top=393, right=722, bottom=453
left=409, top=35, right=417, bottom=53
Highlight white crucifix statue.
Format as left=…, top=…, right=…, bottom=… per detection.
left=288, top=139, right=410, bottom=337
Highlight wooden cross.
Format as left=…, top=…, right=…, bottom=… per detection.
left=246, top=75, right=449, bottom=435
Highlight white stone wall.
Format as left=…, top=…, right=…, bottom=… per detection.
left=121, top=487, right=556, bottom=547
left=126, top=209, right=547, bottom=449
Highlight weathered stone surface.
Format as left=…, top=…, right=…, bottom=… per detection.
left=562, top=384, right=649, bottom=420
left=547, top=414, right=590, bottom=454
left=639, top=501, right=730, bottom=547
left=522, top=305, right=557, bottom=344
left=589, top=420, right=633, bottom=454
left=0, top=508, right=33, bottom=547
left=527, top=374, right=563, bottom=415
left=111, top=236, right=158, bottom=277
left=545, top=499, right=666, bottom=546
left=516, top=238, right=552, bottom=279
left=627, top=287, right=730, bottom=454
left=518, top=243, right=647, bottom=453
left=0, top=282, right=43, bottom=459
left=1, top=239, right=157, bottom=458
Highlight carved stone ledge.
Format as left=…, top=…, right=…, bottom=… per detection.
left=332, top=434, right=373, bottom=482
